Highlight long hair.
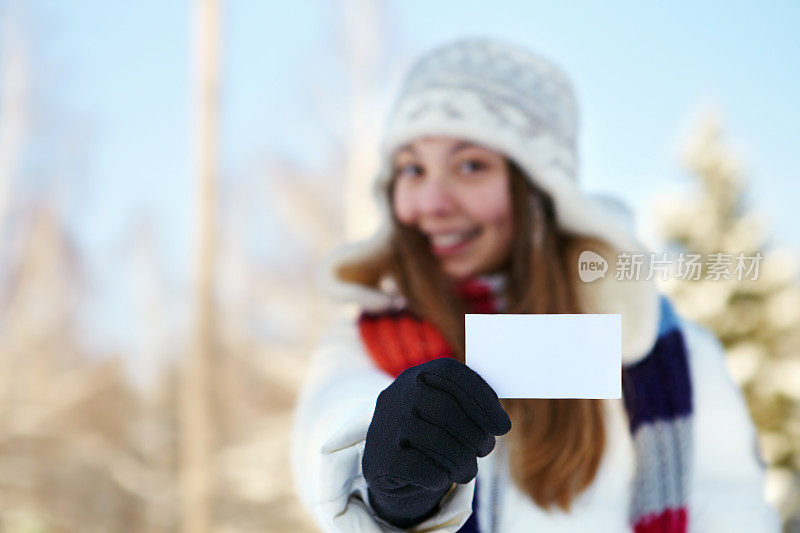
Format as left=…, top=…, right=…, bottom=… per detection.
left=339, top=159, right=608, bottom=511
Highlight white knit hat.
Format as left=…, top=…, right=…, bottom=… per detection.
left=319, top=38, right=660, bottom=364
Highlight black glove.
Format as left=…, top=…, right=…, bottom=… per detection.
left=362, top=357, right=512, bottom=528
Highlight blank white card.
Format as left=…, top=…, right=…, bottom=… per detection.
left=465, top=314, right=622, bottom=399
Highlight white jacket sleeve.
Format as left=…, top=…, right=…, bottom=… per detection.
left=682, top=319, right=781, bottom=532
left=290, top=317, right=476, bottom=532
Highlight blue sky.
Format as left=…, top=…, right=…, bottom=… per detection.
left=10, top=0, right=800, bottom=350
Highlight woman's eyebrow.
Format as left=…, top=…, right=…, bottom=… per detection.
left=394, top=141, right=481, bottom=161
left=449, top=141, right=480, bottom=155
left=395, top=144, right=418, bottom=157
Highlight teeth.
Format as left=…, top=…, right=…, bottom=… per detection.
left=430, top=229, right=477, bottom=247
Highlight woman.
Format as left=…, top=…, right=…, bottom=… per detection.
left=291, top=38, right=778, bottom=532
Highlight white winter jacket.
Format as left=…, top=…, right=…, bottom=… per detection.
left=290, top=308, right=780, bottom=532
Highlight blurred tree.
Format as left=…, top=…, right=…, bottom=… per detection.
left=179, top=0, right=221, bottom=532
left=657, top=109, right=800, bottom=530
left=0, top=3, right=180, bottom=530
left=341, top=0, right=385, bottom=241
left=0, top=0, right=30, bottom=236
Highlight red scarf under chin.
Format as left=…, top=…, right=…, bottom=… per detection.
left=357, top=274, right=506, bottom=378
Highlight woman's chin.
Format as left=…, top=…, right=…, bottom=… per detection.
left=440, top=259, right=480, bottom=281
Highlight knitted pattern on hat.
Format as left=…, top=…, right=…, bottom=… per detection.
left=357, top=274, right=693, bottom=532
left=378, top=38, right=579, bottom=188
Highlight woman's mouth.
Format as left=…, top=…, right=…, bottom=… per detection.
left=428, top=227, right=482, bottom=257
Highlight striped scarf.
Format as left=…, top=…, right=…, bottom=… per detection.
left=357, top=273, right=693, bottom=532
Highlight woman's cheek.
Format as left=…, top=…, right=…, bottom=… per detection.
left=392, top=189, right=416, bottom=225
left=466, top=186, right=511, bottom=226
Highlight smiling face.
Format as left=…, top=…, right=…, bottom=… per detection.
left=390, top=136, right=515, bottom=281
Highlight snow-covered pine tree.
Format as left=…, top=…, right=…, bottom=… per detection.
left=656, top=109, right=800, bottom=528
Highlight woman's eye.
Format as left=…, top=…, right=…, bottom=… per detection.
left=459, top=159, right=486, bottom=174
left=396, top=163, right=422, bottom=179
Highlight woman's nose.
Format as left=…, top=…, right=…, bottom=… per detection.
left=418, top=177, right=456, bottom=215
